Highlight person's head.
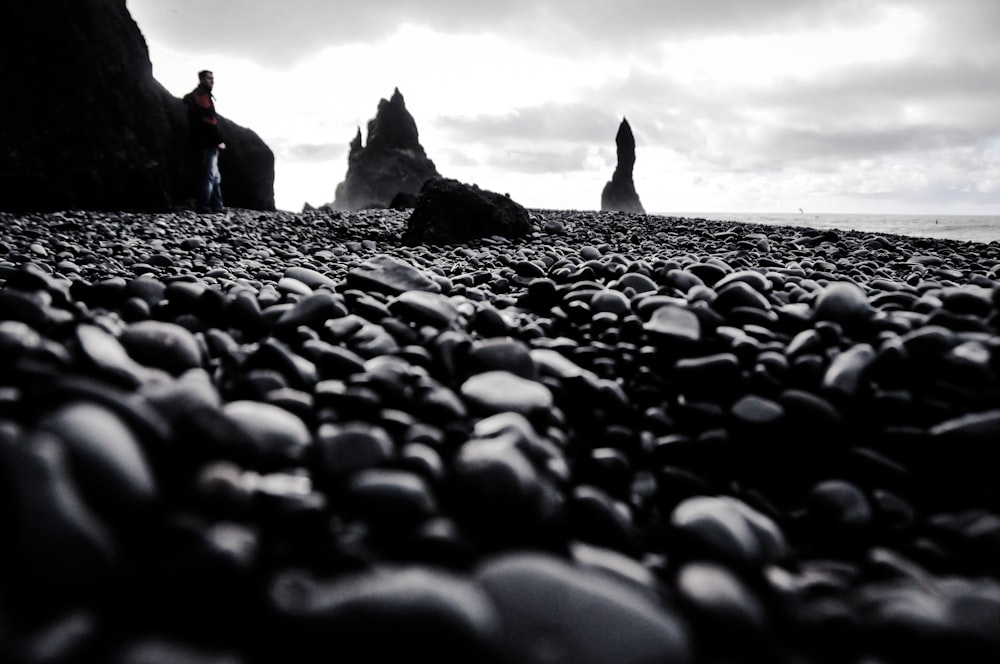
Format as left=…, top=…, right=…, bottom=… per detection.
left=198, top=70, right=214, bottom=90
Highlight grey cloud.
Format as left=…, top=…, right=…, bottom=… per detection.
left=434, top=103, right=618, bottom=143
left=490, top=146, right=594, bottom=174
left=129, top=0, right=895, bottom=67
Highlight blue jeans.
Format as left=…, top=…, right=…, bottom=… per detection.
left=197, top=147, right=224, bottom=212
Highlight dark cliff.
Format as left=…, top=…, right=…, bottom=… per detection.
left=0, top=0, right=274, bottom=212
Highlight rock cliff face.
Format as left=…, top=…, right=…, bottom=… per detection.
left=601, top=118, right=645, bottom=214
left=0, top=0, right=274, bottom=212
left=331, top=89, right=441, bottom=211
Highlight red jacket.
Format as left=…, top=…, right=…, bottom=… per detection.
left=183, top=85, right=222, bottom=148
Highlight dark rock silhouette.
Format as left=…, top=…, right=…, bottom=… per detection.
left=331, top=89, right=441, bottom=211
left=0, top=0, right=274, bottom=212
left=403, top=178, right=532, bottom=245
left=601, top=118, right=645, bottom=214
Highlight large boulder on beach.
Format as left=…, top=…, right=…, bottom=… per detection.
left=331, top=88, right=441, bottom=211
left=402, top=178, right=532, bottom=245
left=0, top=0, right=275, bottom=212
left=601, top=118, right=645, bottom=214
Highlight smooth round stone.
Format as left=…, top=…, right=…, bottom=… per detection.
left=713, top=281, right=772, bottom=312
left=300, top=339, right=366, bottom=378
left=570, top=485, right=641, bottom=556
left=467, top=338, right=537, bottom=379
left=119, top=320, right=204, bottom=376
left=821, top=343, right=876, bottom=398
left=806, top=479, right=874, bottom=535
left=344, top=468, right=438, bottom=524
left=730, top=394, right=785, bottom=427
left=930, top=408, right=1000, bottom=441
left=346, top=254, right=441, bottom=295
left=222, top=401, right=312, bottom=463
left=316, top=422, right=395, bottom=476
left=75, top=324, right=161, bottom=388
left=531, top=348, right=593, bottom=381
left=778, top=389, right=844, bottom=429
left=399, top=442, right=446, bottom=484
left=590, top=289, right=631, bottom=316
left=0, top=428, right=115, bottom=598
left=284, top=265, right=337, bottom=290
left=472, top=411, right=569, bottom=481
left=275, top=291, right=347, bottom=330
left=475, top=552, right=692, bottom=664
left=388, top=290, right=459, bottom=329
left=347, top=323, right=400, bottom=358
left=38, top=401, right=158, bottom=512
left=615, top=272, right=657, bottom=294
left=569, top=541, right=662, bottom=601
left=124, top=275, right=167, bottom=306
left=0, top=319, right=44, bottom=357
left=460, top=371, right=553, bottom=418
left=676, top=561, right=768, bottom=639
left=269, top=567, right=502, bottom=660
left=670, top=495, right=788, bottom=568
left=687, top=262, right=730, bottom=286
left=813, top=282, right=875, bottom=331
left=673, top=353, right=741, bottom=396
left=714, top=269, right=772, bottom=294
left=852, top=577, right=1000, bottom=660
left=450, top=435, right=562, bottom=542
left=544, top=219, right=566, bottom=234
left=644, top=304, right=701, bottom=343
left=110, top=637, right=247, bottom=664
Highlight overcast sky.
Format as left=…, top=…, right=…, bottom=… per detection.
left=128, top=0, right=1000, bottom=215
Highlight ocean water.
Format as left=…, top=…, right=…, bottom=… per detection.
left=661, top=212, right=1000, bottom=245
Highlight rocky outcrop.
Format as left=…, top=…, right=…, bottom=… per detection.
left=331, top=89, right=441, bottom=211
left=403, top=178, right=532, bottom=245
left=601, top=118, right=645, bottom=214
left=0, top=0, right=274, bottom=212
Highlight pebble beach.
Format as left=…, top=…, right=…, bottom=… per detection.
left=2, top=207, right=1000, bottom=663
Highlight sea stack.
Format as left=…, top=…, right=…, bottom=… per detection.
left=331, top=88, right=441, bottom=211
left=601, top=118, right=645, bottom=214
left=0, top=0, right=275, bottom=212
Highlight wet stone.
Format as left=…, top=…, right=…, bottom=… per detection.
left=316, top=421, right=395, bottom=478
left=670, top=495, right=789, bottom=569
left=460, top=370, right=553, bottom=418
left=476, top=552, right=692, bottom=664
left=269, top=566, right=502, bottom=661
left=644, top=304, right=701, bottom=344
left=467, top=337, right=537, bottom=379
left=388, top=290, right=460, bottom=328
left=344, top=468, right=439, bottom=524
left=221, top=400, right=312, bottom=464
left=119, top=320, right=204, bottom=376
left=38, top=400, right=158, bottom=515
left=346, top=254, right=441, bottom=296
left=813, top=281, right=875, bottom=332
left=676, top=561, right=768, bottom=643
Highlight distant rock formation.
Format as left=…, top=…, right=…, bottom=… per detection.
left=601, top=118, right=645, bottom=214
left=403, top=178, right=532, bottom=245
left=331, top=89, right=441, bottom=211
left=0, top=0, right=274, bottom=212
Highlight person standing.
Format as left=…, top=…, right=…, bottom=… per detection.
left=183, top=70, right=226, bottom=213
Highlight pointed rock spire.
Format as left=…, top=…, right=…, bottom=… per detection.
left=601, top=117, right=645, bottom=214
left=332, top=88, right=440, bottom=211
